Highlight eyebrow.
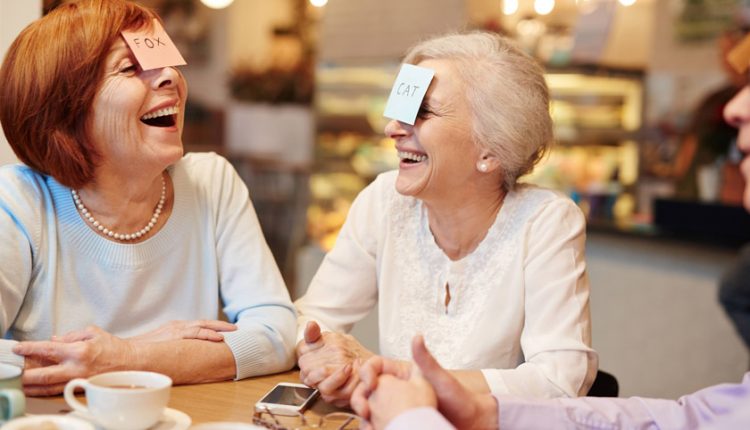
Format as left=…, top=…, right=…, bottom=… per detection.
left=105, top=43, right=132, bottom=66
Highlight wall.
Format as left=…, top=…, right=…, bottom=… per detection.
left=646, top=0, right=726, bottom=125
left=587, top=233, right=747, bottom=398
left=179, top=6, right=231, bottom=109
left=0, top=0, right=41, bottom=165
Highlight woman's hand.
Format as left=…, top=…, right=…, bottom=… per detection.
left=13, top=325, right=137, bottom=397
left=351, top=355, right=414, bottom=422
left=125, top=320, right=237, bottom=343
left=352, top=335, right=499, bottom=430
left=296, top=321, right=374, bottom=406
left=358, top=372, right=437, bottom=430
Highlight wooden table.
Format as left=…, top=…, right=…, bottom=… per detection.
left=37, top=370, right=343, bottom=426
left=170, top=370, right=306, bottom=424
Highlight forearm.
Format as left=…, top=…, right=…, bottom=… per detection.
left=131, top=339, right=236, bottom=384
left=480, top=351, right=596, bottom=397
left=498, top=373, right=750, bottom=430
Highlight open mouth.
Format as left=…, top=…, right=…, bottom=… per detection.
left=140, top=106, right=179, bottom=128
left=398, top=150, right=428, bottom=164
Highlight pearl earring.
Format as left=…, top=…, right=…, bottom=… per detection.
left=478, top=162, right=488, bottom=172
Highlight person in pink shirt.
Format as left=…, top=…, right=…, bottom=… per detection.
left=352, top=336, right=750, bottom=430
left=350, top=32, right=750, bottom=430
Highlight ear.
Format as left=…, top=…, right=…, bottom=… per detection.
left=476, top=154, right=501, bottom=173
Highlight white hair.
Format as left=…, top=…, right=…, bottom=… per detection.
left=403, top=31, right=553, bottom=190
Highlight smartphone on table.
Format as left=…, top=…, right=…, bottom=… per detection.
left=255, top=382, right=319, bottom=416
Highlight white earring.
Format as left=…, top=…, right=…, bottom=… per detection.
left=478, top=162, right=488, bottom=172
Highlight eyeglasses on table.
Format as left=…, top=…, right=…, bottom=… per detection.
left=253, top=407, right=361, bottom=430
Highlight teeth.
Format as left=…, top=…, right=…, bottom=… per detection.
left=398, top=151, right=427, bottom=162
left=141, top=106, right=180, bottom=120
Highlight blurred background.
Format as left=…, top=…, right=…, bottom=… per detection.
left=1, top=0, right=749, bottom=400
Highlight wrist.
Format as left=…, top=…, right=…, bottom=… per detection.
left=125, top=339, right=145, bottom=371
left=474, top=394, right=499, bottom=430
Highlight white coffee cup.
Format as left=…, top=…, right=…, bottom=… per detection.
left=64, top=371, right=172, bottom=430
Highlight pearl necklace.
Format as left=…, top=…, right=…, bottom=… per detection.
left=71, top=175, right=166, bottom=241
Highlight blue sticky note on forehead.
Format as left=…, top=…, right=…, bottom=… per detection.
left=383, top=64, right=435, bottom=125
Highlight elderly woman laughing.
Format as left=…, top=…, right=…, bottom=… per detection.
left=295, top=31, right=598, bottom=406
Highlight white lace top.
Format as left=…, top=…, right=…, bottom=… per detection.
left=296, top=171, right=597, bottom=397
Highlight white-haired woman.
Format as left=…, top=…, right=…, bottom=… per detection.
left=296, top=32, right=597, bottom=406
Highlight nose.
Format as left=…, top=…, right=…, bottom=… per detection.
left=384, top=119, right=411, bottom=139
left=148, top=66, right=180, bottom=90
left=725, top=86, right=750, bottom=152
left=725, top=86, right=750, bottom=129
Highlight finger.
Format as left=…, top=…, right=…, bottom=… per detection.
left=350, top=382, right=371, bottom=420
left=411, top=335, right=444, bottom=380
left=193, top=320, right=237, bottom=332
left=23, top=382, right=68, bottom=397
left=193, top=328, right=224, bottom=342
left=13, top=341, right=70, bottom=362
left=358, top=356, right=412, bottom=390
left=328, top=363, right=362, bottom=408
left=300, top=365, right=336, bottom=388
left=411, top=335, right=464, bottom=397
left=358, top=356, right=384, bottom=389
left=296, top=337, right=325, bottom=356
left=317, top=364, right=352, bottom=399
left=303, top=321, right=322, bottom=344
left=22, top=365, right=75, bottom=388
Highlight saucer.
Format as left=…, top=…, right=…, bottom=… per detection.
left=150, top=408, right=191, bottom=430
left=4, top=415, right=96, bottom=430
left=70, top=407, right=191, bottom=430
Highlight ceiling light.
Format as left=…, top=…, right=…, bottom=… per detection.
left=310, top=0, right=328, bottom=7
left=200, top=0, right=234, bottom=9
left=503, top=0, right=519, bottom=15
left=534, top=0, right=555, bottom=15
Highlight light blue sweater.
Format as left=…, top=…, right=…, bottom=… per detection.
left=0, top=153, right=296, bottom=378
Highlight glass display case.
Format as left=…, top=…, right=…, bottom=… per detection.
left=524, top=70, right=644, bottom=225
left=307, top=65, right=398, bottom=250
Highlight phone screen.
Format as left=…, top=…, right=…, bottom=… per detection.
left=259, top=385, right=317, bottom=406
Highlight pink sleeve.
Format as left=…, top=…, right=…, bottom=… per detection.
left=385, top=407, right=456, bottom=430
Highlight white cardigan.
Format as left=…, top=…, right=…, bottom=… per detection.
left=296, top=171, right=598, bottom=397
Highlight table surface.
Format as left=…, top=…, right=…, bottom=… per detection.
left=37, top=370, right=344, bottom=426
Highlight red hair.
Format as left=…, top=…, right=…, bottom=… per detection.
left=0, top=0, right=159, bottom=188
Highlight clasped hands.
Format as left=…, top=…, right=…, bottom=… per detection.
left=296, top=321, right=376, bottom=407
left=297, top=322, right=497, bottom=430
left=350, top=335, right=499, bottom=430
left=13, top=319, right=236, bottom=396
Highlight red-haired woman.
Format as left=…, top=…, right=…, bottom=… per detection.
left=0, top=0, right=295, bottom=396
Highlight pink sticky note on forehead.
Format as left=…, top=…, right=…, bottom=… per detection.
left=121, top=19, right=186, bottom=71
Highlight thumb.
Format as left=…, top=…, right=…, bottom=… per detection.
left=411, top=335, right=461, bottom=394
left=304, top=321, right=322, bottom=344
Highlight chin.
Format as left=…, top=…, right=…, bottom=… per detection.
left=160, top=143, right=184, bottom=166
left=395, top=173, right=426, bottom=197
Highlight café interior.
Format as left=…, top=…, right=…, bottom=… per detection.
left=1, top=0, right=748, bottom=404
